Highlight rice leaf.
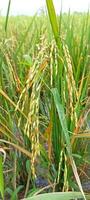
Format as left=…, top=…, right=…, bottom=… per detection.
left=46, top=0, right=60, bottom=49
left=5, top=0, right=11, bottom=32
left=0, top=156, right=4, bottom=199
left=0, top=139, right=31, bottom=159
left=22, top=192, right=84, bottom=200
left=51, top=88, right=86, bottom=200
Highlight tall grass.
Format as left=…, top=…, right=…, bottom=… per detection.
left=0, top=0, right=90, bottom=199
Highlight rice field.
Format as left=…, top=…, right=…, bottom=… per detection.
left=0, top=0, right=90, bottom=199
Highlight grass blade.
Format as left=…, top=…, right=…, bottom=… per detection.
left=5, top=0, right=11, bottom=32
left=0, top=89, right=27, bottom=119
left=0, top=156, right=4, bottom=199
left=46, top=0, right=60, bottom=49
left=51, top=88, right=86, bottom=200
left=51, top=88, right=72, bottom=154
left=23, top=192, right=84, bottom=200
left=0, top=140, right=31, bottom=159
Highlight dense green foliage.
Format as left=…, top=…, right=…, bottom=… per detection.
left=0, top=1, right=90, bottom=199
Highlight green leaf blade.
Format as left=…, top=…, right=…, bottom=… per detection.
left=46, top=0, right=60, bottom=49
left=51, top=88, right=86, bottom=200
left=23, top=192, right=84, bottom=200
left=0, top=156, right=4, bottom=199
left=5, top=0, right=11, bottom=32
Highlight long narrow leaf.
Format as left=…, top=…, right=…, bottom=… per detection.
left=46, top=0, right=60, bottom=49
left=0, top=89, right=27, bottom=120
left=51, top=88, right=86, bottom=200
left=0, top=139, right=31, bottom=159
left=22, top=192, right=84, bottom=200
left=0, top=157, right=4, bottom=199
left=5, top=0, right=11, bottom=32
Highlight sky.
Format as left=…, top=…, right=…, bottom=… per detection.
left=0, top=0, right=90, bottom=16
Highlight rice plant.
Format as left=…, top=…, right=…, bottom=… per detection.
left=0, top=0, right=90, bottom=199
